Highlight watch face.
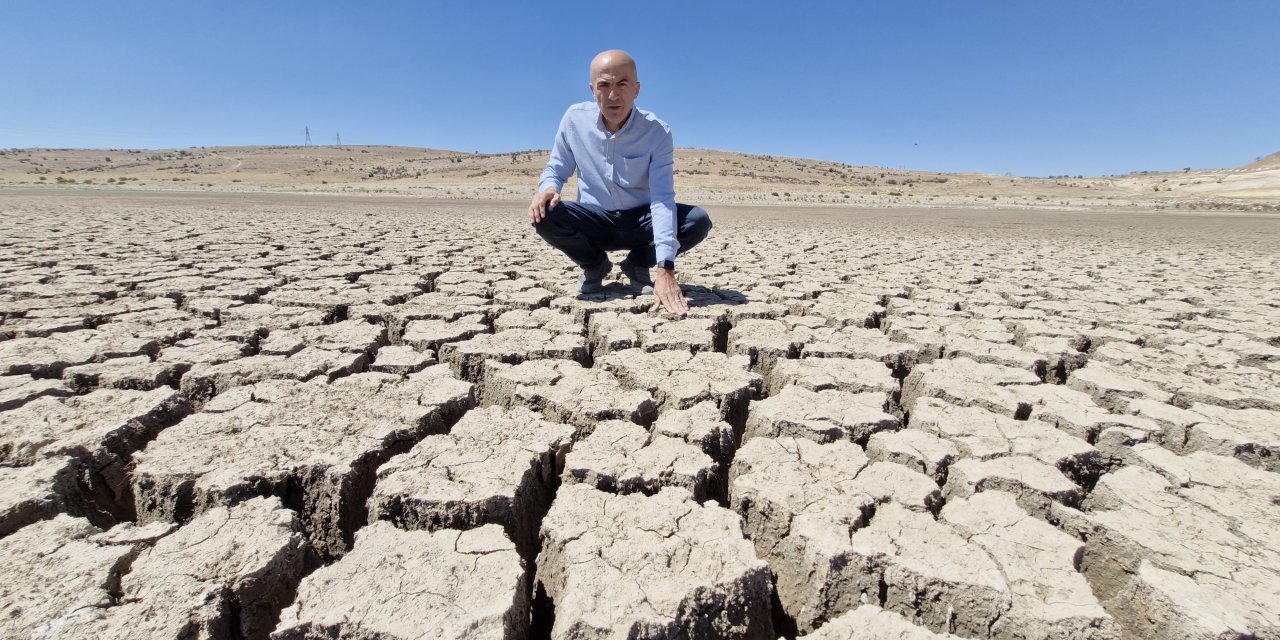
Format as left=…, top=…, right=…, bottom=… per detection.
left=659, top=260, right=675, bottom=270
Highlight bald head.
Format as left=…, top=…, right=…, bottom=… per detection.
left=588, top=50, right=641, bottom=132
left=590, top=49, right=637, bottom=81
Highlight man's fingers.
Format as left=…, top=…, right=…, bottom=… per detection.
left=550, top=193, right=560, bottom=207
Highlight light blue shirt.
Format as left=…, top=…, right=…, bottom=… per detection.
left=538, top=101, right=678, bottom=265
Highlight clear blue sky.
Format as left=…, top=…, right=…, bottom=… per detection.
left=2, top=1, right=1276, bottom=176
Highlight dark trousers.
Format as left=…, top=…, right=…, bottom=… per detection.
left=533, top=201, right=713, bottom=269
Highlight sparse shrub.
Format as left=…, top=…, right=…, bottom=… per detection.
left=771, top=192, right=779, bottom=196
left=889, top=191, right=903, bottom=196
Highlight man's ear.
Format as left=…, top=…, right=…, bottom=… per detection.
left=635, top=81, right=641, bottom=98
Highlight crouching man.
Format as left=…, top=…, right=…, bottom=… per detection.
left=528, top=49, right=712, bottom=317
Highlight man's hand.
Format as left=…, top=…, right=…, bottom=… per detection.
left=652, top=268, right=688, bottom=317
left=528, top=188, right=560, bottom=224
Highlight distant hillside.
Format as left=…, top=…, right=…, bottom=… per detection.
left=1245, top=152, right=1280, bottom=170
left=0, top=145, right=1276, bottom=211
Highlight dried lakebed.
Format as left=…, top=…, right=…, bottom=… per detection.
left=1, top=190, right=1279, bottom=640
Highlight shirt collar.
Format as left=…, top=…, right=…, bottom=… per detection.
left=596, top=106, right=639, bottom=135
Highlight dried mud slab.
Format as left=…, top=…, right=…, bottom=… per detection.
left=369, top=343, right=435, bottom=374
left=1082, top=446, right=1280, bottom=638
left=940, top=491, right=1121, bottom=639
left=368, top=405, right=573, bottom=557
left=0, top=374, right=73, bottom=411
left=0, top=514, right=140, bottom=639
left=561, top=419, right=719, bottom=502
left=0, top=387, right=190, bottom=524
left=908, top=398, right=1102, bottom=494
left=900, top=356, right=1041, bottom=418
left=483, top=358, right=657, bottom=430
left=598, top=348, right=761, bottom=428
left=589, top=311, right=721, bottom=355
left=763, top=356, right=897, bottom=398
left=0, top=456, right=76, bottom=537
left=256, top=318, right=385, bottom=356
left=651, top=400, right=738, bottom=470
left=799, top=605, right=962, bottom=639
left=401, top=314, right=488, bottom=351
left=1169, top=403, right=1280, bottom=472
left=46, top=497, right=307, bottom=640
left=537, top=484, right=774, bottom=639
left=133, top=369, right=474, bottom=559
left=745, top=385, right=898, bottom=445
left=272, top=522, right=528, bottom=640
left=439, top=328, right=587, bottom=382
left=61, top=355, right=176, bottom=392
left=730, top=436, right=941, bottom=631
left=0, top=329, right=157, bottom=377
left=180, top=346, right=368, bottom=399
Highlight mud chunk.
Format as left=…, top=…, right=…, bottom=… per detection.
left=846, top=503, right=1010, bottom=636
left=562, top=419, right=719, bottom=502
left=537, top=485, right=774, bottom=639
left=730, top=436, right=941, bottom=631
left=0, top=330, right=156, bottom=377
left=0, top=387, right=190, bottom=523
left=493, top=307, right=581, bottom=334
left=1066, top=361, right=1172, bottom=411
left=133, top=370, right=474, bottom=560
left=180, top=346, right=367, bottom=399
left=764, top=357, right=897, bottom=398
left=439, top=328, right=587, bottom=382
left=900, top=357, right=1040, bottom=417
left=588, top=312, right=719, bottom=355
left=49, top=497, right=307, bottom=640
left=1175, top=403, right=1280, bottom=472
left=1083, top=452, right=1280, bottom=638
left=62, top=355, right=175, bottom=392
left=0, top=515, right=140, bottom=639
left=651, top=400, right=737, bottom=470
left=800, top=605, right=962, bottom=639
left=865, top=429, right=959, bottom=484
left=257, top=318, right=385, bottom=355
left=401, top=315, right=488, bottom=351
left=483, top=359, right=657, bottom=431
left=368, top=405, right=573, bottom=557
left=908, top=398, right=1100, bottom=480
left=941, top=492, right=1120, bottom=638
left=745, top=385, right=898, bottom=444
left=801, top=326, right=928, bottom=370
left=726, top=318, right=804, bottom=372
left=369, top=344, right=435, bottom=374
left=941, top=337, right=1051, bottom=379
left=0, top=457, right=76, bottom=537
left=599, top=349, right=761, bottom=428
left=0, top=374, right=73, bottom=411
left=273, top=522, right=527, bottom=640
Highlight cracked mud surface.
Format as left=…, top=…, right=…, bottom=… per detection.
left=1, top=191, right=1279, bottom=639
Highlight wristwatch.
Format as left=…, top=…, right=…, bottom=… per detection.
left=658, top=260, right=675, bottom=271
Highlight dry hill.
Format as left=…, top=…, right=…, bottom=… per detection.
left=1, top=145, right=1276, bottom=212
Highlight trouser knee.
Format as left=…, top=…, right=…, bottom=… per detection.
left=680, top=206, right=713, bottom=251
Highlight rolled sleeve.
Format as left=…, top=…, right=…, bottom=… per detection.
left=648, top=128, right=678, bottom=264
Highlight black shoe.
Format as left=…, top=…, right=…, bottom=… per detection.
left=578, top=258, right=612, bottom=294
left=618, top=259, right=654, bottom=295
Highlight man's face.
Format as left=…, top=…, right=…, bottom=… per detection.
left=589, top=61, right=639, bottom=131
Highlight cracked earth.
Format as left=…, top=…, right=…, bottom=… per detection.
left=1, top=191, right=1279, bottom=639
